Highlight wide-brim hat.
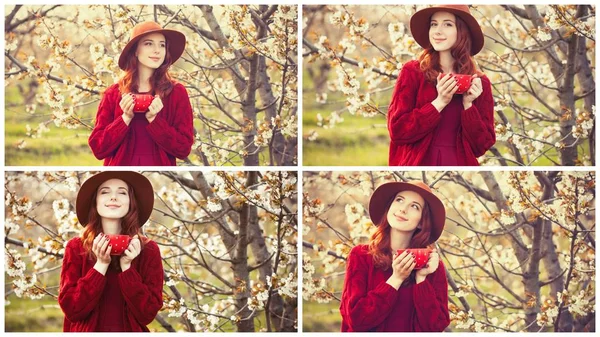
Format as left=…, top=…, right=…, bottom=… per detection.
left=76, top=171, right=154, bottom=226
left=368, top=181, right=446, bottom=244
left=118, top=21, right=186, bottom=70
left=410, top=5, right=484, bottom=56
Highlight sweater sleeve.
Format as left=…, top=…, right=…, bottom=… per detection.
left=387, top=62, right=442, bottom=144
left=339, top=246, right=399, bottom=331
left=118, top=240, right=164, bottom=326
left=461, top=76, right=496, bottom=157
left=58, top=239, right=107, bottom=322
left=412, top=261, right=450, bottom=332
left=88, top=87, right=129, bottom=160
left=146, top=84, right=194, bottom=159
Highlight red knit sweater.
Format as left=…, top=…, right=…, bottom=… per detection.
left=387, top=60, right=495, bottom=166
left=340, top=245, right=450, bottom=332
left=88, top=82, right=194, bottom=166
left=58, top=237, right=164, bottom=332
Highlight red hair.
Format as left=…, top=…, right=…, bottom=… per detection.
left=418, top=14, right=480, bottom=83
left=117, top=38, right=176, bottom=99
left=368, top=196, right=434, bottom=271
left=81, top=182, right=146, bottom=268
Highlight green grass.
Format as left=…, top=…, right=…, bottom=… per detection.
left=5, top=296, right=64, bottom=332
left=302, top=300, right=341, bottom=332
left=303, top=109, right=389, bottom=166
left=5, top=122, right=100, bottom=166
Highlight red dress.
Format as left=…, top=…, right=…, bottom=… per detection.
left=387, top=60, right=495, bottom=166
left=420, top=94, right=462, bottom=165
left=58, top=237, right=164, bottom=332
left=340, top=245, right=450, bottom=332
left=88, top=83, right=194, bottom=166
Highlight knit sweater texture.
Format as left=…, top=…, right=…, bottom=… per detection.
left=340, top=245, right=450, bottom=332
left=89, top=83, right=194, bottom=166
left=387, top=60, right=495, bottom=166
left=58, top=237, right=163, bottom=332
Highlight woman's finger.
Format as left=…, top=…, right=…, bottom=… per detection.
left=93, top=233, right=102, bottom=246
left=399, top=254, right=415, bottom=269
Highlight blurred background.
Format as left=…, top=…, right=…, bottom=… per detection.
left=5, top=5, right=298, bottom=166
left=303, top=171, right=595, bottom=332
left=302, top=5, right=595, bottom=166
left=5, top=171, right=298, bottom=332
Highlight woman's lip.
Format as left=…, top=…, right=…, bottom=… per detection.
left=394, top=215, right=408, bottom=221
left=149, top=57, right=161, bottom=61
left=106, top=205, right=121, bottom=208
left=433, top=39, right=445, bottom=43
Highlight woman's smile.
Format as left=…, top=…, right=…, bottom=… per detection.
left=386, top=190, right=424, bottom=232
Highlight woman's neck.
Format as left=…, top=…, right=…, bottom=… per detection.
left=439, top=50, right=455, bottom=74
left=389, top=228, right=413, bottom=251
left=101, top=218, right=122, bottom=235
left=137, top=67, right=154, bottom=92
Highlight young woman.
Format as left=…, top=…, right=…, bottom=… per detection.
left=58, top=171, right=163, bottom=332
left=387, top=5, right=495, bottom=166
left=89, top=21, right=194, bottom=166
left=340, top=181, right=450, bottom=332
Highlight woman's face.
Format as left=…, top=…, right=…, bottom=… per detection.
left=429, top=11, right=457, bottom=52
left=135, top=32, right=166, bottom=71
left=96, top=179, right=130, bottom=220
left=386, top=190, right=424, bottom=233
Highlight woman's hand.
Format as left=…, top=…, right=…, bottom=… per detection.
left=415, top=250, right=440, bottom=283
left=92, top=233, right=112, bottom=275
left=119, top=93, right=135, bottom=125
left=386, top=250, right=416, bottom=290
left=120, top=235, right=141, bottom=271
left=431, top=73, right=459, bottom=112
left=462, top=76, right=483, bottom=109
left=145, top=95, right=163, bottom=123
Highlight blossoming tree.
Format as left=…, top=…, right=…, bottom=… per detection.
left=5, top=5, right=298, bottom=166
left=303, top=171, right=595, bottom=332
left=303, top=5, right=595, bottom=166
left=5, top=171, right=298, bottom=332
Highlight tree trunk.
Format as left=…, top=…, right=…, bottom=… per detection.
left=233, top=177, right=255, bottom=331
left=480, top=172, right=542, bottom=330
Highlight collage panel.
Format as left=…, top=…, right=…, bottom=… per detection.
left=303, top=171, right=595, bottom=332
left=302, top=5, right=595, bottom=166
left=5, top=4, right=298, bottom=166
left=5, top=171, right=298, bottom=332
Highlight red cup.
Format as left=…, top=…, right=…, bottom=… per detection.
left=106, top=234, right=132, bottom=255
left=133, top=93, right=154, bottom=113
left=441, top=73, right=473, bottom=95
left=396, top=248, right=432, bottom=269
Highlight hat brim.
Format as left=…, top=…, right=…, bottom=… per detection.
left=118, top=29, right=186, bottom=70
left=410, top=7, right=484, bottom=56
left=76, top=171, right=154, bottom=227
left=368, top=182, right=446, bottom=244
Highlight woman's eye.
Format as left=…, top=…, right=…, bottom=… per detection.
left=412, top=204, right=420, bottom=210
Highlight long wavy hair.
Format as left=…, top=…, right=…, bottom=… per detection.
left=418, top=13, right=480, bottom=83
left=118, top=37, right=175, bottom=99
left=368, top=195, right=434, bottom=273
left=81, top=182, right=146, bottom=269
